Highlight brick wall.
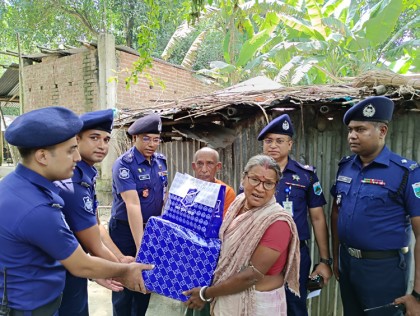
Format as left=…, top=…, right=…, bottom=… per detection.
left=116, top=51, right=217, bottom=110
left=23, top=48, right=216, bottom=114
left=23, top=50, right=99, bottom=115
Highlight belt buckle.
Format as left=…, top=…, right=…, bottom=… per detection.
left=348, top=247, right=362, bottom=259
left=401, top=246, right=409, bottom=254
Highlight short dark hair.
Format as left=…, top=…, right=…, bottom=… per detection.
left=18, top=145, right=56, bottom=160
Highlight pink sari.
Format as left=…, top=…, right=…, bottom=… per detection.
left=210, top=193, right=300, bottom=315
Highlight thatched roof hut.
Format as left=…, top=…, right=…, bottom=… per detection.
left=114, top=71, right=420, bottom=148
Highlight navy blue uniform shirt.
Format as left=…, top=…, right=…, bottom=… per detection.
left=111, top=146, right=168, bottom=222
left=0, top=164, right=79, bottom=310
left=275, top=158, right=327, bottom=240
left=331, top=146, right=420, bottom=250
left=56, top=160, right=99, bottom=233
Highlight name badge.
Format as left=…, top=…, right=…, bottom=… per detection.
left=283, top=201, right=293, bottom=216
left=337, top=175, right=352, bottom=183
left=139, top=174, right=151, bottom=181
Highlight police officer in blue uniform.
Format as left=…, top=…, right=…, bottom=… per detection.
left=258, top=114, right=332, bottom=316
left=110, top=113, right=168, bottom=316
left=331, top=96, right=420, bottom=315
left=57, top=109, right=135, bottom=316
left=0, top=107, right=152, bottom=316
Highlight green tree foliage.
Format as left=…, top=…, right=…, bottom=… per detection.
left=167, top=0, right=419, bottom=86
left=0, top=0, right=187, bottom=78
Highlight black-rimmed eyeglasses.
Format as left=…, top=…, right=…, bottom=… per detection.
left=245, top=175, right=277, bottom=190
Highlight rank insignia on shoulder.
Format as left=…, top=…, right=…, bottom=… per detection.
left=402, top=159, right=408, bottom=163
left=339, top=155, right=352, bottom=165
left=122, top=153, right=134, bottom=163
left=410, top=163, right=418, bottom=170
left=413, top=182, right=420, bottom=199
left=313, top=181, right=323, bottom=195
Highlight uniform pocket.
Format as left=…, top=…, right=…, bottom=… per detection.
left=359, top=185, right=395, bottom=216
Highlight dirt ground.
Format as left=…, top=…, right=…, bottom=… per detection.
left=88, top=208, right=114, bottom=316
left=88, top=281, right=113, bottom=316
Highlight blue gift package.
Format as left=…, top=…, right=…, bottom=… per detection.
left=162, top=172, right=225, bottom=238
left=137, top=216, right=221, bottom=302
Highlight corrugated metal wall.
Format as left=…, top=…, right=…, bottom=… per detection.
left=159, top=108, right=420, bottom=316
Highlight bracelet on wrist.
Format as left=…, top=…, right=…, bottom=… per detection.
left=412, top=289, right=420, bottom=301
left=199, top=286, right=213, bottom=302
left=320, top=257, right=333, bottom=265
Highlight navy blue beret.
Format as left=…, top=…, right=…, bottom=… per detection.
left=80, top=109, right=114, bottom=133
left=257, top=114, right=294, bottom=140
left=128, top=113, right=162, bottom=136
left=5, top=106, right=83, bottom=148
left=343, top=96, right=394, bottom=125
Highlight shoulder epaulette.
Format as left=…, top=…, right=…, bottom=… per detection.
left=122, top=148, right=135, bottom=163
left=389, top=153, right=418, bottom=171
left=155, top=153, right=167, bottom=160
left=338, top=155, right=354, bottom=166
left=295, top=161, right=315, bottom=173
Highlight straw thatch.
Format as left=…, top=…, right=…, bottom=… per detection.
left=114, top=71, right=420, bottom=140
left=353, top=70, right=420, bottom=89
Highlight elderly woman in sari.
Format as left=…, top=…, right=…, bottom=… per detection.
left=183, top=154, right=300, bottom=316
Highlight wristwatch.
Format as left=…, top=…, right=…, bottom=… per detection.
left=320, top=257, right=333, bottom=265
left=412, top=289, right=420, bottom=301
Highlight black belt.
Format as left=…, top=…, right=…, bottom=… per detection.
left=343, top=244, right=409, bottom=259
left=10, top=294, right=62, bottom=316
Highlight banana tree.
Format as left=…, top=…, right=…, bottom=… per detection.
left=171, top=0, right=418, bottom=86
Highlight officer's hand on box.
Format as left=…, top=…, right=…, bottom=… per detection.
left=116, top=262, right=154, bottom=293
left=118, top=255, right=136, bottom=263
left=94, top=278, right=124, bottom=292
left=395, top=291, right=420, bottom=316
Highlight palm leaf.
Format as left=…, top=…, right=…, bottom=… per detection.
left=161, top=6, right=219, bottom=60
left=274, top=55, right=303, bottom=84
left=291, top=58, right=318, bottom=85
left=306, top=0, right=326, bottom=38
left=161, top=21, right=194, bottom=60
left=364, top=0, right=402, bottom=47
left=323, top=17, right=352, bottom=38
left=181, top=30, right=207, bottom=69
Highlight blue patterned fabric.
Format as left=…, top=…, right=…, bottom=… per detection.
left=162, top=172, right=225, bottom=238
left=137, top=217, right=221, bottom=302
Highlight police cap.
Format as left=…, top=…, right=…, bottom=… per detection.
left=5, top=106, right=83, bottom=148
left=80, top=109, right=114, bottom=133
left=343, top=96, right=394, bottom=125
left=128, top=113, right=162, bottom=136
left=257, top=114, right=294, bottom=140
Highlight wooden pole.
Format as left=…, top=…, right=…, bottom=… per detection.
left=17, top=32, right=24, bottom=114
